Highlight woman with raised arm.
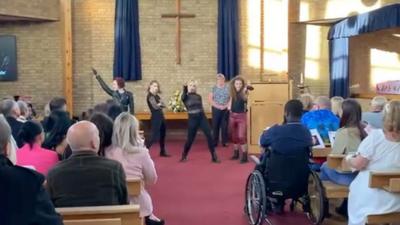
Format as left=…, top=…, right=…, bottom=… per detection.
left=146, top=80, right=170, bottom=157
left=92, top=68, right=134, bottom=114
left=180, top=80, right=220, bottom=163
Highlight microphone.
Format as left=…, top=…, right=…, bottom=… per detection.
left=246, top=85, right=254, bottom=91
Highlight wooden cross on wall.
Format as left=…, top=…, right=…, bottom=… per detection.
left=161, top=0, right=196, bottom=65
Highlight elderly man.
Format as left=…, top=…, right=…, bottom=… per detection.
left=301, top=96, right=339, bottom=142
left=0, top=116, right=62, bottom=225
left=0, top=99, right=24, bottom=147
left=362, top=96, right=387, bottom=129
left=47, top=121, right=128, bottom=207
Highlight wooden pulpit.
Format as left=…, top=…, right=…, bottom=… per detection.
left=247, top=81, right=293, bottom=154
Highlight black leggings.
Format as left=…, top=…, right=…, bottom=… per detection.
left=212, top=107, right=229, bottom=145
left=146, top=112, right=166, bottom=151
left=183, top=112, right=215, bottom=156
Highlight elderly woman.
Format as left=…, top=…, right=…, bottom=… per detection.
left=346, top=100, right=400, bottom=225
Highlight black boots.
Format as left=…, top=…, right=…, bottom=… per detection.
left=230, top=149, right=240, bottom=160
left=145, top=216, right=165, bottom=225
left=211, top=152, right=221, bottom=163
left=179, top=153, right=188, bottom=162
left=240, top=151, right=248, bottom=163
left=160, top=149, right=171, bottom=157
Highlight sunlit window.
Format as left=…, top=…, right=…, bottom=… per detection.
left=370, top=48, right=400, bottom=87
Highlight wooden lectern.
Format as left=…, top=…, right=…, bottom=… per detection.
left=247, top=81, right=293, bottom=154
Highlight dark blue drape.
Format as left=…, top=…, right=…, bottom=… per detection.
left=328, top=3, right=400, bottom=97
left=113, top=0, right=142, bottom=81
left=329, top=38, right=349, bottom=98
left=217, top=0, right=239, bottom=80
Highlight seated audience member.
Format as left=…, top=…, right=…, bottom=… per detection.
left=89, top=112, right=113, bottom=156
left=0, top=114, right=17, bottom=165
left=346, top=100, right=400, bottom=225
left=320, top=99, right=367, bottom=216
left=106, top=112, right=164, bottom=225
left=107, top=102, right=124, bottom=121
left=260, top=99, right=313, bottom=156
left=17, top=100, right=30, bottom=122
left=301, top=96, right=339, bottom=142
left=28, top=103, right=37, bottom=119
left=362, top=96, right=387, bottom=129
left=298, top=93, right=314, bottom=114
left=42, top=110, right=73, bottom=158
left=16, top=121, right=59, bottom=176
left=42, top=97, right=70, bottom=132
left=93, top=102, right=109, bottom=114
left=47, top=121, right=128, bottom=207
left=330, top=96, right=344, bottom=117
left=0, top=114, right=62, bottom=225
left=0, top=99, right=24, bottom=147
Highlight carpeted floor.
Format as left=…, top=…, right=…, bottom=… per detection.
left=148, top=139, right=317, bottom=225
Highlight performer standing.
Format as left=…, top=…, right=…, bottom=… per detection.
left=180, top=80, right=220, bottom=163
left=208, top=74, right=230, bottom=147
left=146, top=80, right=170, bottom=157
left=229, top=76, right=250, bottom=163
left=91, top=68, right=134, bottom=114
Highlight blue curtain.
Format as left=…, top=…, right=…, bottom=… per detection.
left=217, top=0, right=239, bottom=80
left=113, top=0, right=142, bottom=81
left=329, top=38, right=349, bottom=98
left=328, top=3, right=400, bottom=97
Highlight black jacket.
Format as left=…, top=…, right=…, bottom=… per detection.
left=47, top=151, right=128, bottom=207
left=0, top=155, right=62, bottom=225
left=5, top=116, right=24, bottom=147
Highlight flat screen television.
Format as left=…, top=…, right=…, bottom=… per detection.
left=0, top=35, right=17, bottom=81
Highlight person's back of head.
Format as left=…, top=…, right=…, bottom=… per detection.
left=18, top=121, right=43, bottom=148
left=17, top=100, right=29, bottom=117
left=93, top=103, right=108, bottom=114
left=284, top=99, right=304, bottom=122
left=314, top=96, right=331, bottom=110
left=298, top=93, right=314, bottom=112
left=0, top=115, right=11, bottom=156
left=371, top=96, right=387, bottom=112
left=49, top=97, right=67, bottom=112
left=0, top=99, right=20, bottom=118
left=340, top=99, right=367, bottom=140
left=112, top=112, right=142, bottom=153
left=383, top=100, right=400, bottom=142
left=331, top=96, right=344, bottom=117
left=66, top=121, right=99, bottom=153
left=89, top=113, right=113, bottom=156
left=43, top=110, right=72, bottom=149
left=107, top=103, right=123, bottom=121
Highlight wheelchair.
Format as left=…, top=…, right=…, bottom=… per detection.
left=244, top=149, right=326, bottom=225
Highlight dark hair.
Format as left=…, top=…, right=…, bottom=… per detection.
left=284, top=99, right=304, bottom=120
left=42, top=111, right=73, bottom=150
left=114, top=77, right=125, bottom=88
left=340, top=99, right=367, bottom=140
left=107, top=103, right=123, bottom=121
left=89, top=112, right=113, bottom=156
left=229, top=76, right=246, bottom=102
left=93, top=103, right=108, bottom=114
left=49, top=97, right=67, bottom=112
left=18, top=121, right=43, bottom=148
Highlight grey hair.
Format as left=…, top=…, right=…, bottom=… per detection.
left=314, top=96, right=331, bottom=110
left=17, top=100, right=29, bottom=116
left=112, top=112, right=143, bottom=153
left=371, top=96, right=387, bottom=110
left=0, top=99, right=18, bottom=117
left=0, top=114, right=11, bottom=154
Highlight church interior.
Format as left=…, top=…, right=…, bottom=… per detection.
left=1, top=0, right=400, bottom=225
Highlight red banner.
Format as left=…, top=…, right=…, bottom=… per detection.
left=376, top=80, right=400, bottom=95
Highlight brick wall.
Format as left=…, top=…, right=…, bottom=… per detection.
left=0, top=0, right=59, bottom=20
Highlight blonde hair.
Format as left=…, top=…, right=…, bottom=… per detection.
left=383, top=100, right=400, bottom=134
left=331, top=96, right=344, bottom=116
left=187, top=80, right=198, bottom=86
left=112, top=112, right=144, bottom=153
left=298, top=93, right=314, bottom=111
left=371, top=96, right=387, bottom=111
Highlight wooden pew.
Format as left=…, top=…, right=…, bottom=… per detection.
left=322, top=154, right=350, bottom=199
left=126, top=178, right=142, bottom=197
left=56, top=205, right=142, bottom=225
left=311, top=147, right=331, bottom=157
left=366, top=171, right=400, bottom=224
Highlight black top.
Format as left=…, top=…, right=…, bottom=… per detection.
left=95, top=75, right=134, bottom=114
left=0, top=155, right=62, bottom=225
left=47, top=151, right=128, bottom=207
left=181, top=86, right=204, bottom=114
left=5, top=116, right=23, bottom=147
left=231, top=93, right=247, bottom=113
left=147, top=93, right=165, bottom=114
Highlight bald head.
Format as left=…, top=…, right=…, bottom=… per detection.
left=66, top=121, right=100, bottom=153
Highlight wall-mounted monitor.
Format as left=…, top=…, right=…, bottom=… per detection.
left=0, top=35, right=17, bottom=81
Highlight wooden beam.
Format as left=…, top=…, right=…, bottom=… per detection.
left=60, top=0, right=73, bottom=115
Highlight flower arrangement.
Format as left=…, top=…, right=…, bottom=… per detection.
left=168, top=90, right=186, bottom=112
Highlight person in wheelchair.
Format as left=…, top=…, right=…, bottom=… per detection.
left=257, top=99, right=313, bottom=213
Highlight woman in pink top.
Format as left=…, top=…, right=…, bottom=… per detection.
left=105, top=112, right=164, bottom=225
left=16, top=121, right=59, bottom=176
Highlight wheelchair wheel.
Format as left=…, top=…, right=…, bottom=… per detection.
left=245, top=170, right=267, bottom=225
left=306, top=171, right=326, bottom=225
